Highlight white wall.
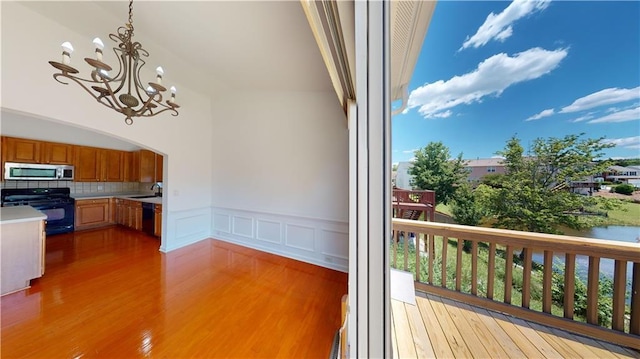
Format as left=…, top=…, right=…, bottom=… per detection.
left=210, top=90, right=349, bottom=270
left=1, top=3, right=215, bottom=251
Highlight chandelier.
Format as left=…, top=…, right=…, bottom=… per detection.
left=49, top=0, right=179, bottom=125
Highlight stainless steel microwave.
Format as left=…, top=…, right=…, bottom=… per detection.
left=4, top=162, right=74, bottom=181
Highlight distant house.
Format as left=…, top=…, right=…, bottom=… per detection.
left=394, top=158, right=506, bottom=190
left=465, top=158, right=506, bottom=184
left=602, top=165, right=640, bottom=183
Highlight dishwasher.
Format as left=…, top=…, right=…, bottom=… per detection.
left=142, top=202, right=155, bottom=236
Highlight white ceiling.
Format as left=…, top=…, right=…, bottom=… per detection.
left=3, top=1, right=335, bottom=149
left=20, top=1, right=334, bottom=94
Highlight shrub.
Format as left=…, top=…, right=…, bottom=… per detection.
left=613, top=183, right=635, bottom=195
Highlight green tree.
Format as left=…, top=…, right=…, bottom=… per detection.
left=484, top=133, right=614, bottom=234
left=408, top=142, right=468, bottom=205
left=451, top=184, right=485, bottom=226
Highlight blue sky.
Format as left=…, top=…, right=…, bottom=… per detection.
left=392, top=0, right=640, bottom=164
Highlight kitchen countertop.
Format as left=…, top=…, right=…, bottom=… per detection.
left=72, top=193, right=163, bottom=204
left=0, top=206, right=47, bottom=224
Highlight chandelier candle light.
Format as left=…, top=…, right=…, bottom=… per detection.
left=49, top=0, right=179, bottom=125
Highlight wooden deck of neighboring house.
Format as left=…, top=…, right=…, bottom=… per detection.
left=390, top=270, right=640, bottom=359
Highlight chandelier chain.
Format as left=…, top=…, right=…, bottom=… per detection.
left=128, top=0, right=134, bottom=30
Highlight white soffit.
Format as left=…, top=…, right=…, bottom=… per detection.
left=390, top=1, right=436, bottom=103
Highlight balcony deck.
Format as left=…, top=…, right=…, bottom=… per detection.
left=392, top=294, right=640, bottom=359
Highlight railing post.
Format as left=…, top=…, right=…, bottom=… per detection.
left=542, top=250, right=553, bottom=314
left=612, top=260, right=627, bottom=332
left=456, top=239, right=463, bottom=292
left=631, top=262, right=640, bottom=335
left=441, top=236, right=448, bottom=288
left=522, top=248, right=532, bottom=309
left=487, top=243, right=496, bottom=300
left=586, top=256, right=600, bottom=325
left=428, top=233, right=435, bottom=284
left=504, top=245, right=513, bottom=304
left=471, top=241, right=478, bottom=296
left=564, top=253, right=576, bottom=320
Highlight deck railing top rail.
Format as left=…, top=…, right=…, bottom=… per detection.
left=393, top=218, right=640, bottom=262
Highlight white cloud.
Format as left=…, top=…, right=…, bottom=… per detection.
left=560, top=86, right=640, bottom=113
left=525, top=108, right=554, bottom=121
left=460, top=0, right=551, bottom=50
left=570, top=114, right=594, bottom=123
left=602, top=136, right=640, bottom=148
left=402, top=148, right=419, bottom=154
left=407, top=47, right=568, bottom=119
left=588, top=107, right=640, bottom=124
left=432, top=110, right=453, bottom=118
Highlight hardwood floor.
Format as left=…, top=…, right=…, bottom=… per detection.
left=1, top=227, right=348, bottom=358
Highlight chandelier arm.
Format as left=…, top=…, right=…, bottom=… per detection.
left=53, top=72, right=107, bottom=85
left=136, top=106, right=179, bottom=118
left=52, top=73, right=127, bottom=115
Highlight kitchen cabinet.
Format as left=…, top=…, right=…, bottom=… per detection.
left=123, top=151, right=139, bottom=182
left=75, top=198, right=113, bottom=230
left=2, top=136, right=41, bottom=164
left=139, top=149, right=163, bottom=183
left=1, top=207, right=46, bottom=296
left=104, top=150, right=125, bottom=182
left=41, top=141, right=74, bottom=165
left=155, top=154, right=163, bottom=182
left=154, top=204, right=162, bottom=237
left=74, top=146, right=125, bottom=182
left=115, top=198, right=142, bottom=231
left=139, top=150, right=156, bottom=182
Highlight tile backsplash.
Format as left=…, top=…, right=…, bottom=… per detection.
left=1, top=181, right=141, bottom=195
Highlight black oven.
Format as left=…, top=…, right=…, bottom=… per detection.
left=1, top=188, right=75, bottom=235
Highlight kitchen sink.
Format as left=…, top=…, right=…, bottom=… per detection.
left=128, top=195, right=159, bottom=199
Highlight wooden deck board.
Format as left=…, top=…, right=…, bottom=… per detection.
left=439, top=297, right=511, bottom=358
left=436, top=296, right=492, bottom=358
left=425, top=294, right=475, bottom=358
left=394, top=293, right=640, bottom=359
left=405, top=302, right=436, bottom=358
left=392, top=299, right=418, bottom=358
left=415, top=294, right=456, bottom=358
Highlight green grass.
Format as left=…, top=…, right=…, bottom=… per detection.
left=581, top=200, right=640, bottom=227
left=435, top=203, right=452, bottom=216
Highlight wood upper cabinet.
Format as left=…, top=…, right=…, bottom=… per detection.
left=155, top=154, right=163, bottom=182
left=123, top=151, right=139, bottom=182
left=139, top=150, right=156, bottom=183
left=75, top=199, right=112, bottom=231
left=139, top=149, right=163, bottom=183
left=104, top=150, right=124, bottom=182
left=74, top=146, right=102, bottom=181
left=2, top=137, right=41, bottom=163
left=74, top=146, right=125, bottom=182
left=41, top=142, right=74, bottom=165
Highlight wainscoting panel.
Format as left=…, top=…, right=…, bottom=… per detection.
left=232, top=216, right=254, bottom=238
left=211, top=207, right=348, bottom=272
left=161, top=207, right=212, bottom=253
left=213, top=213, right=231, bottom=234
left=284, top=224, right=315, bottom=252
left=256, top=219, right=282, bottom=244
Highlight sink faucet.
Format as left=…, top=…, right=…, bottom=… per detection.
left=150, top=182, right=162, bottom=197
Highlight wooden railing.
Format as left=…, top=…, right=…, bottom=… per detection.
left=391, top=218, right=640, bottom=350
